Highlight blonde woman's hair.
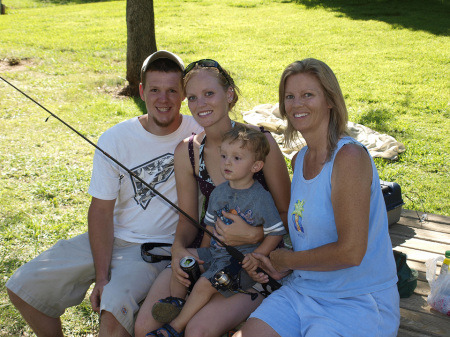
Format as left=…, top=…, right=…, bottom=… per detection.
left=279, top=58, right=348, bottom=160
left=183, top=63, right=240, bottom=111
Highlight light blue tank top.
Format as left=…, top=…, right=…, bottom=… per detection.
left=287, top=136, right=397, bottom=298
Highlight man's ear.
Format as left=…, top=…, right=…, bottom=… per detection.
left=139, top=83, right=145, bottom=101
left=251, top=160, right=264, bottom=173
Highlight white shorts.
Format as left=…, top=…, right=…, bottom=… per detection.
left=6, top=233, right=169, bottom=335
left=250, top=283, right=400, bottom=337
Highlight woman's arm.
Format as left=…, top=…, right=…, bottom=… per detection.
left=171, top=139, right=202, bottom=285
left=261, top=132, right=291, bottom=229
left=269, top=144, right=372, bottom=272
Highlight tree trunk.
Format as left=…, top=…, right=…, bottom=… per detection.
left=123, top=0, right=156, bottom=97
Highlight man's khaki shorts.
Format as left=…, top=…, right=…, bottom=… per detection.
left=6, top=233, right=169, bottom=335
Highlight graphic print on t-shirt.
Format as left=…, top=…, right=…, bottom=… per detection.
left=130, top=153, right=174, bottom=209
left=292, top=199, right=305, bottom=234
left=211, top=203, right=255, bottom=249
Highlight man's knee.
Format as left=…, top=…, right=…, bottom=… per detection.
left=99, top=310, right=121, bottom=328
left=7, top=288, right=24, bottom=308
left=99, top=310, right=131, bottom=337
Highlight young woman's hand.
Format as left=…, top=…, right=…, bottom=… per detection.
left=214, top=211, right=264, bottom=246
left=171, top=245, right=194, bottom=288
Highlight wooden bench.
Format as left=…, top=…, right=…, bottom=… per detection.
left=391, top=209, right=450, bottom=336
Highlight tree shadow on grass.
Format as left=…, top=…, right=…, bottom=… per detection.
left=132, top=96, right=147, bottom=115
left=354, top=107, right=396, bottom=134
left=290, top=0, right=449, bottom=36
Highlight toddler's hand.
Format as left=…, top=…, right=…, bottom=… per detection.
left=242, top=253, right=259, bottom=273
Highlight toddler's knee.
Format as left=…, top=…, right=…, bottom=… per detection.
left=190, top=276, right=217, bottom=296
left=196, top=276, right=212, bottom=287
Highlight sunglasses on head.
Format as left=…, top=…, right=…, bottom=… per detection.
left=183, top=59, right=231, bottom=84
left=140, top=242, right=172, bottom=263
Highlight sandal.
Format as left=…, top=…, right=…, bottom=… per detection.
left=146, top=323, right=184, bottom=337
left=152, top=296, right=186, bottom=323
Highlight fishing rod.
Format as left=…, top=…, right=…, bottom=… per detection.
left=0, top=76, right=281, bottom=293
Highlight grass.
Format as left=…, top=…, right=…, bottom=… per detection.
left=0, top=0, right=449, bottom=335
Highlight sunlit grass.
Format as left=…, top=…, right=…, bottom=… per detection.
left=1, top=0, right=449, bottom=335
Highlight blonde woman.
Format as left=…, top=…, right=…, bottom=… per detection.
left=236, top=59, right=400, bottom=337
left=135, top=60, right=290, bottom=337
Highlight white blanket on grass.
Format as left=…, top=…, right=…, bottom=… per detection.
left=242, top=103, right=405, bottom=160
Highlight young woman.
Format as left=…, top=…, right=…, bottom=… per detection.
left=235, top=58, right=400, bottom=337
left=134, top=59, right=291, bottom=337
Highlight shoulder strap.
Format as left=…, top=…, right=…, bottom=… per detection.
left=188, top=133, right=196, bottom=171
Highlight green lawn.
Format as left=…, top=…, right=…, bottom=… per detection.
left=1, top=0, right=449, bottom=335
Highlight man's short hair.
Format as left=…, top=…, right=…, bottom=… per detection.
left=140, top=50, right=184, bottom=87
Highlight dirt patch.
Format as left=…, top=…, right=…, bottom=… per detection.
left=0, top=58, right=133, bottom=99
left=97, top=83, right=130, bottom=100
left=0, top=58, right=34, bottom=72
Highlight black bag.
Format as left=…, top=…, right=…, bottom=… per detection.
left=393, top=250, right=418, bottom=298
left=380, top=180, right=404, bottom=226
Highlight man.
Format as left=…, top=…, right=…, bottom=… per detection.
left=6, top=51, right=202, bottom=337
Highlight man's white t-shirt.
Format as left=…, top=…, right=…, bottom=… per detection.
left=88, top=115, right=202, bottom=243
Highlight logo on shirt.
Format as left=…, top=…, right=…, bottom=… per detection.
left=215, top=204, right=255, bottom=226
left=130, top=153, right=174, bottom=209
left=292, top=200, right=305, bottom=233
left=212, top=204, right=254, bottom=249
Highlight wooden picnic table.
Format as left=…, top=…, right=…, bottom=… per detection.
left=391, top=209, right=450, bottom=336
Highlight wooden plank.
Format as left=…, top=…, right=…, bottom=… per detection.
left=400, top=294, right=434, bottom=315
left=391, top=236, right=450, bottom=255
left=413, top=279, right=431, bottom=297
left=399, top=306, right=449, bottom=336
left=393, top=246, right=442, bottom=264
left=395, top=216, right=450, bottom=234
left=402, top=209, right=450, bottom=226
left=390, top=225, right=450, bottom=245
left=397, top=328, right=438, bottom=337
left=394, top=211, right=450, bottom=336
left=408, top=260, right=435, bottom=276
